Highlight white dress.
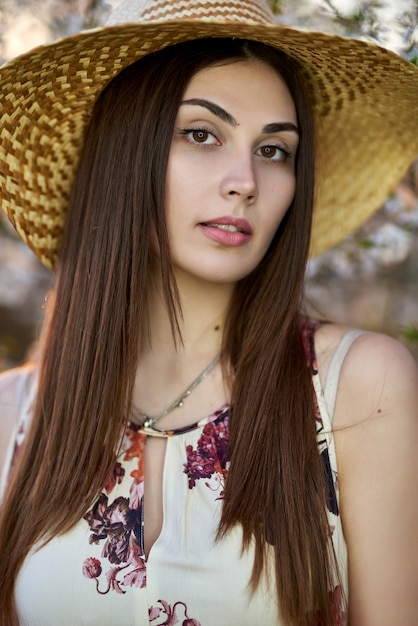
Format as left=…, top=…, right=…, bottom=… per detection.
left=0, top=323, right=358, bottom=625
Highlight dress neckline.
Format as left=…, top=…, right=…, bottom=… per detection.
left=127, top=403, right=230, bottom=438
left=125, top=318, right=319, bottom=438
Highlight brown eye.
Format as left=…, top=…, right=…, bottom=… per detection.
left=260, top=146, right=275, bottom=158
left=192, top=130, right=209, bottom=143
left=256, top=144, right=290, bottom=162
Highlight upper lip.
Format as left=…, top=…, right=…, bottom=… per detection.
left=200, top=215, right=253, bottom=235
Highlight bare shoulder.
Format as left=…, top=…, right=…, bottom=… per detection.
left=323, top=326, right=418, bottom=624
left=314, top=321, right=418, bottom=428
left=340, top=326, right=417, bottom=378
left=334, top=328, right=418, bottom=429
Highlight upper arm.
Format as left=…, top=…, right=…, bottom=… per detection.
left=333, top=333, right=418, bottom=625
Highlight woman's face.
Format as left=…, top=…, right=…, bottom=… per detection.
left=165, top=58, right=299, bottom=286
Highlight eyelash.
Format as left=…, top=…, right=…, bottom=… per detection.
left=179, top=126, right=292, bottom=161
left=180, top=126, right=218, bottom=146
left=257, top=144, right=292, bottom=162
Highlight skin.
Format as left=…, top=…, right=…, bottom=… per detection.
left=315, top=324, right=418, bottom=625
left=0, top=59, right=417, bottom=625
left=164, top=60, right=299, bottom=286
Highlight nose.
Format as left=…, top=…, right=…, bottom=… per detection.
left=220, top=150, right=257, bottom=203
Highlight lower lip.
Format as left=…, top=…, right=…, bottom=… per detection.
left=198, top=224, right=252, bottom=247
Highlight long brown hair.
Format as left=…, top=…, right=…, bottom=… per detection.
left=0, top=39, right=339, bottom=625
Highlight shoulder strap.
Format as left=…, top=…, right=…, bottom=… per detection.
left=323, top=329, right=365, bottom=421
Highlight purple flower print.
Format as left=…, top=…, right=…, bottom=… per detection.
left=82, top=557, right=102, bottom=579
left=82, top=532, right=146, bottom=594
left=104, top=461, right=125, bottom=494
left=84, top=494, right=141, bottom=565
left=122, top=537, right=147, bottom=589
left=183, top=415, right=229, bottom=491
left=129, top=477, right=144, bottom=510
left=105, top=566, right=126, bottom=594
left=68, top=423, right=148, bottom=595
left=149, top=599, right=202, bottom=625
left=184, top=446, right=217, bottom=488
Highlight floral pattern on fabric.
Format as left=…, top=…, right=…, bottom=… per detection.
left=149, top=599, right=202, bottom=625
left=82, top=428, right=147, bottom=594
left=4, top=321, right=349, bottom=625
left=183, top=405, right=229, bottom=496
left=78, top=319, right=344, bottom=623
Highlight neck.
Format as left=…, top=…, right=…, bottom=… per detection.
left=132, top=267, right=234, bottom=425
left=144, top=266, right=235, bottom=359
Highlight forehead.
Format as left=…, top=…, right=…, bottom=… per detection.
left=181, top=59, right=296, bottom=122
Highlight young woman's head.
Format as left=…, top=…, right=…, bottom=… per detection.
left=59, top=37, right=314, bottom=329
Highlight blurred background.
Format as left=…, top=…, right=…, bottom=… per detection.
left=0, top=0, right=417, bottom=372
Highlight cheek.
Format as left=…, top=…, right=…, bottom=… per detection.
left=265, top=176, right=296, bottom=233
left=165, top=156, right=196, bottom=218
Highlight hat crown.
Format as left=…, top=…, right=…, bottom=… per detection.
left=2, top=0, right=418, bottom=268
left=106, top=0, right=275, bottom=26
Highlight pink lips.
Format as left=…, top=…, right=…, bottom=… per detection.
left=198, top=216, right=253, bottom=247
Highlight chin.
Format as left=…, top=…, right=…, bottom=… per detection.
left=171, top=255, right=262, bottom=285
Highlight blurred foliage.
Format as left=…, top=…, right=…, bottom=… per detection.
left=323, top=0, right=385, bottom=39
left=322, top=0, right=418, bottom=59
left=401, top=326, right=418, bottom=343
left=269, top=0, right=283, bottom=13
left=398, top=0, right=418, bottom=60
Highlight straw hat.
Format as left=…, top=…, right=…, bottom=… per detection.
left=1, top=0, right=418, bottom=268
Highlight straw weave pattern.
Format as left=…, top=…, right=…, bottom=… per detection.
left=107, top=0, right=274, bottom=25
left=1, top=6, right=418, bottom=267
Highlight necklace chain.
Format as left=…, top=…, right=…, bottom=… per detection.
left=133, top=353, right=221, bottom=429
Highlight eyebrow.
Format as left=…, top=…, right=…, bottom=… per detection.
left=182, top=98, right=238, bottom=127
left=262, top=122, right=299, bottom=135
left=181, top=98, right=299, bottom=136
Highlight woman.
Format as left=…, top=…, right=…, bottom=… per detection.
left=0, top=1, right=417, bottom=625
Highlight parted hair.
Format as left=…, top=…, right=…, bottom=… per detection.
left=0, top=38, right=340, bottom=625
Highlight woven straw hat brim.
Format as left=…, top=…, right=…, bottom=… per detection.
left=1, top=19, right=418, bottom=268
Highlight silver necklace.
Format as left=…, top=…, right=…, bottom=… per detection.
left=133, top=353, right=221, bottom=429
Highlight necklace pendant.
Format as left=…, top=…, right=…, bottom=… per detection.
left=143, top=416, right=156, bottom=429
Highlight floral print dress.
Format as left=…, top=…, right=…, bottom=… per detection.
left=3, top=323, right=348, bottom=626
